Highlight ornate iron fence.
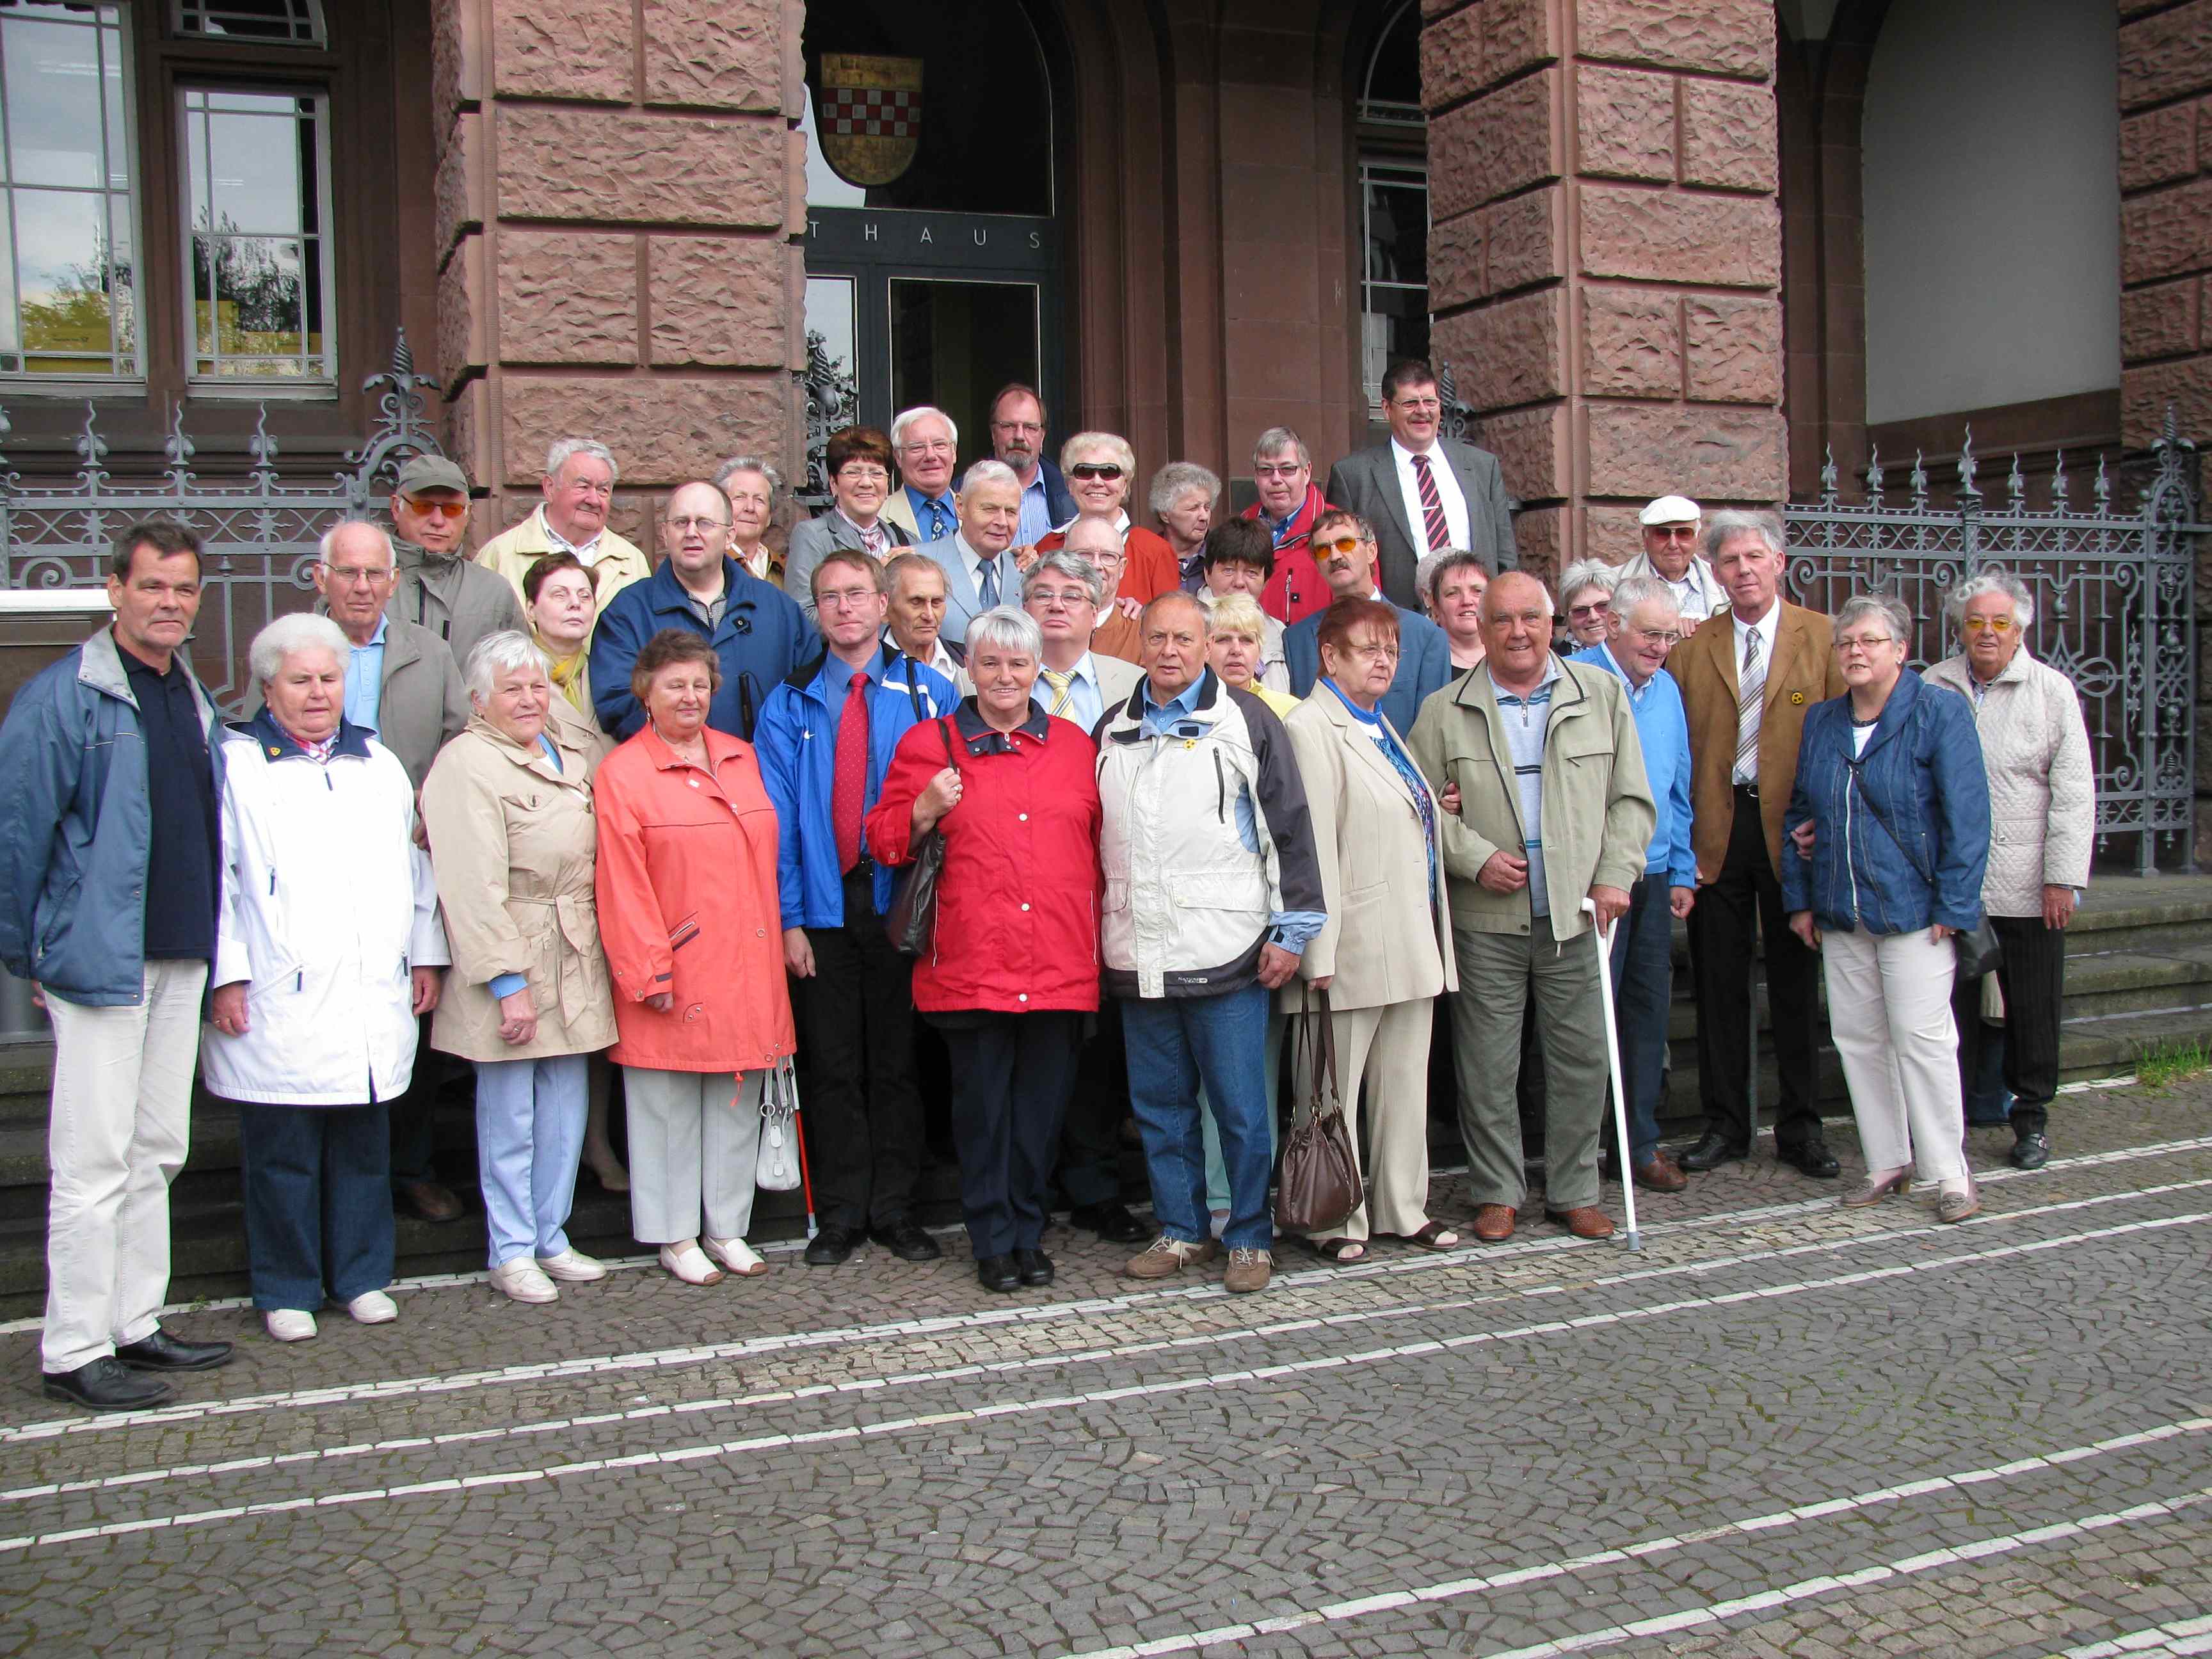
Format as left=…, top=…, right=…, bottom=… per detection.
left=0, top=330, right=444, bottom=713
left=1784, top=414, right=2204, bottom=875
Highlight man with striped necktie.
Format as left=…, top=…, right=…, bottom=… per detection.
left=1022, top=550, right=1143, bottom=737
left=1669, top=511, right=1847, bottom=1180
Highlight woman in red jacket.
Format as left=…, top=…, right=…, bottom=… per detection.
left=594, top=630, right=796, bottom=1288
left=1036, top=432, right=1179, bottom=605
left=867, top=605, right=1103, bottom=1294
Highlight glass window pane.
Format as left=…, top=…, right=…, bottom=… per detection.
left=184, top=84, right=332, bottom=381
left=888, top=278, right=1039, bottom=469
left=15, top=189, right=113, bottom=367
left=5, top=18, right=104, bottom=189
left=174, top=0, right=326, bottom=46
left=203, top=94, right=306, bottom=234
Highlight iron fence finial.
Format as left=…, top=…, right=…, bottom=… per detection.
left=1866, top=444, right=1884, bottom=504
left=2051, top=449, right=2068, bottom=509
left=2006, top=451, right=2026, bottom=512
left=1820, top=445, right=1839, bottom=503
left=1909, top=449, right=1929, bottom=507
left=1959, top=426, right=1980, bottom=505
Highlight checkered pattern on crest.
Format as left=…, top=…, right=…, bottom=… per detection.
left=822, top=87, right=918, bottom=138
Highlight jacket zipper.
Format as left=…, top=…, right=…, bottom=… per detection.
left=1213, top=749, right=1226, bottom=823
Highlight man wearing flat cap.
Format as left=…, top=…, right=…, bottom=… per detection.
left=385, top=454, right=525, bottom=671
left=1617, top=495, right=1726, bottom=629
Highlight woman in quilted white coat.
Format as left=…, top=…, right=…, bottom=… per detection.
left=1925, top=570, right=2094, bottom=1171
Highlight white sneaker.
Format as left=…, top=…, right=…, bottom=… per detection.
left=701, top=1236, right=767, bottom=1277
left=488, top=1257, right=559, bottom=1304
left=536, top=1248, right=608, bottom=1283
left=264, top=1309, right=317, bottom=1343
left=658, top=1242, right=725, bottom=1285
left=346, top=1290, right=398, bottom=1325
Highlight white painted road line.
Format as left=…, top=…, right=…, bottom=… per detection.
left=2049, top=1614, right=2212, bottom=1658
left=1064, top=1477, right=2212, bottom=1659
left=8, top=1176, right=2207, bottom=1508
left=0, top=1210, right=2202, bottom=1555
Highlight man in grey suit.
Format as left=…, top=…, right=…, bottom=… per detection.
left=1281, top=508, right=1455, bottom=737
left=917, top=461, right=1028, bottom=646
left=1324, top=358, right=1516, bottom=608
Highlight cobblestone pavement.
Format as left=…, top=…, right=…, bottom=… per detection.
left=1, top=1080, right=2208, bottom=1659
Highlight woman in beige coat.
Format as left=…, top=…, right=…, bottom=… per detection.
left=423, top=631, right=618, bottom=1306
left=1282, top=597, right=1459, bottom=1260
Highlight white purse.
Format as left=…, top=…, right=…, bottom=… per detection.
left=755, top=1059, right=801, bottom=1192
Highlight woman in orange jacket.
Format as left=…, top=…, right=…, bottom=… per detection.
left=593, top=630, right=796, bottom=1286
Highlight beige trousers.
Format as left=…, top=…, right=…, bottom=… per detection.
left=1822, top=926, right=1969, bottom=1186
left=1292, top=997, right=1436, bottom=1241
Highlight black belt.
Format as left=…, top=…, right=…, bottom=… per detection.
left=1734, top=781, right=1760, bottom=800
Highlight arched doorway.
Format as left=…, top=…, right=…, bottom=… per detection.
left=798, top=0, right=1065, bottom=497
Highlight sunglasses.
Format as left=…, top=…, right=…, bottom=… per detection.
left=1315, top=535, right=1365, bottom=556
left=399, top=495, right=469, bottom=522
left=1068, top=463, right=1124, bottom=481
left=1961, top=616, right=2016, bottom=634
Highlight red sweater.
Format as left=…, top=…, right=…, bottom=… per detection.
left=1038, top=522, right=1181, bottom=605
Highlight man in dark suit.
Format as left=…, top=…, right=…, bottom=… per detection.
left=1325, top=359, right=1517, bottom=608
left=1282, top=508, right=1454, bottom=736
left=990, top=383, right=1077, bottom=551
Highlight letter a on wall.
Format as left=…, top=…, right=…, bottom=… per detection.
left=817, top=54, right=923, bottom=188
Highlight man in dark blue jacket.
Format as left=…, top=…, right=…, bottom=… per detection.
left=1283, top=508, right=1454, bottom=735
left=590, top=481, right=810, bottom=741
left=989, top=383, right=1077, bottom=549
left=755, top=549, right=958, bottom=1268
left=0, top=519, right=236, bottom=1411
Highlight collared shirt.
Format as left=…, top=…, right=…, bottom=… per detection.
left=342, top=614, right=387, bottom=735
left=1731, top=598, right=1783, bottom=785
left=820, top=644, right=886, bottom=700
left=904, top=483, right=958, bottom=545
left=538, top=504, right=604, bottom=565
left=681, top=576, right=728, bottom=632
left=1324, top=677, right=1436, bottom=905
left=1391, top=437, right=1470, bottom=554
left=1656, top=561, right=1720, bottom=625
left=1576, top=643, right=1695, bottom=886
left=1014, top=467, right=1055, bottom=547
left=118, top=639, right=218, bottom=961
left=953, top=531, right=1011, bottom=611
left=1491, top=655, right=1562, bottom=918
left=1039, top=651, right=1105, bottom=732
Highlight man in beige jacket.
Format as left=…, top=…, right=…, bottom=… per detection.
left=1407, top=571, right=1655, bottom=1246
left=476, top=438, right=652, bottom=607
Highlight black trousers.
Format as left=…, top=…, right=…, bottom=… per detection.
left=1053, top=998, right=1129, bottom=1210
left=1953, top=913, right=2067, bottom=1137
left=1688, top=786, right=1825, bottom=1153
left=792, top=868, right=926, bottom=1231
left=388, top=1015, right=441, bottom=1189
left=933, top=1010, right=1083, bottom=1258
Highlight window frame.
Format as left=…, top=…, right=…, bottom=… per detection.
left=172, top=0, right=327, bottom=47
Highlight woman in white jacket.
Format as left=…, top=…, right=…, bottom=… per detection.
left=202, top=615, right=449, bottom=1343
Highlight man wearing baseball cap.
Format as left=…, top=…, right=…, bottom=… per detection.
left=385, top=454, right=525, bottom=673
left=1619, top=495, right=1726, bottom=629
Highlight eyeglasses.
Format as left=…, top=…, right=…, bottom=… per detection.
left=816, top=588, right=880, bottom=610
left=321, top=563, right=394, bottom=587
left=1029, top=588, right=1092, bottom=611
left=1835, top=634, right=1898, bottom=655
left=1628, top=627, right=1682, bottom=648
left=1569, top=601, right=1612, bottom=619
left=1647, top=524, right=1697, bottom=542
left=399, top=495, right=468, bottom=521
left=1961, top=615, right=2016, bottom=634
left=1390, top=397, right=1442, bottom=414
left=1341, top=641, right=1400, bottom=662
left=1068, top=463, right=1125, bottom=481
left=1315, top=535, right=1365, bottom=556
left=836, top=465, right=890, bottom=484
left=664, top=515, right=729, bottom=534
left=1252, top=463, right=1306, bottom=479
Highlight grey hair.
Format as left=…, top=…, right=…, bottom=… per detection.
left=1148, top=461, right=1222, bottom=520
left=1417, top=548, right=1491, bottom=605
left=1142, top=588, right=1212, bottom=637
left=1608, top=574, right=1681, bottom=620
left=882, top=550, right=946, bottom=596
left=1557, top=559, right=1621, bottom=605
left=959, top=458, right=1021, bottom=499
left=1059, top=431, right=1137, bottom=477
left=713, top=454, right=781, bottom=493
left=317, top=517, right=392, bottom=567
left=544, top=438, right=618, bottom=485
left=1836, top=591, right=1913, bottom=644
left=463, top=629, right=551, bottom=703
left=965, top=604, right=1044, bottom=661
left=1704, top=508, right=1786, bottom=564
left=1251, top=426, right=1311, bottom=470
left=890, top=405, right=959, bottom=451
left=249, top=613, right=349, bottom=685
left=1946, top=566, right=2035, bottom=629
left=1023, top=549, right=1106, bottom=609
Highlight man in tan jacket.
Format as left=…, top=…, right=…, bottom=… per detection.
left=1670, top=509, right=1847, bottom=1178
left=476, top=438, right=652, bottom=607
left=1407, top=572, right=1655, bottom=1245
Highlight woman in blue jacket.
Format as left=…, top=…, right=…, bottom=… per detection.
left=1783, top=593, right=1991, bottom=1223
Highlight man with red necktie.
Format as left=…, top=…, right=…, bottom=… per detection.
left=1323, top=359, right=1518, bottom=611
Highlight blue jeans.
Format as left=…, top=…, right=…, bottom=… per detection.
left=234, top=1100, right=394, bottom=1311
left=1123, top=986, right=1274, bottom=1250
left=1201, top=1007, right=1283, bottom=1214
left=473, top=1054, right=588, bottom=1268
left=1607, top=875, right=1675, bottom=1164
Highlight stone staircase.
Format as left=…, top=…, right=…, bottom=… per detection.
left=5, top=874, right=2212, bottom=1317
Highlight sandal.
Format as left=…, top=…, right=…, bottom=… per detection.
left=1304, top=1237, right=1366, bottom=1263
left=1391, top=1221, right=1462, bottom=1251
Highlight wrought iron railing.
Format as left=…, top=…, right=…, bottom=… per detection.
left=0, top=329, right=444, bottom=713
left=1784, top=413, right=2204, bottom=875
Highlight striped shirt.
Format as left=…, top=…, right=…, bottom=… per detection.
left=1493, top=657, right=1561, bottom=917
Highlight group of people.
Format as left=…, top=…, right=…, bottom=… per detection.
left=0, top=359, right=2095, bottom=1415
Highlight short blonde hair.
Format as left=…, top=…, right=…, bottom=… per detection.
left=1206, top=593, right=1269, bottom=643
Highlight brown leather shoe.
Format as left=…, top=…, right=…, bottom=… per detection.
left=395, top=1179, right=463, bottom=1223
left=1631, top=1152, right=1688, bottom=1194
left=1545, top=1206, right=1616, bottom=1240
left=1471, top=1204, right=1517, bottom=1242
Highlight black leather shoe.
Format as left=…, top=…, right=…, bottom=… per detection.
left=870, top=1219, right=943, bottom=1262
left=42, top=1356, right=172, bottom=1413
left=975, top=1253, right=1021, bottom=1293
left=1679, top=1132, right=1747, bottom=1173
left=394, top=1179, right=463, bottom=1223
left=1014, top=1247, right=1054, bottom=1287
left=1779, top=1139, right=1841, bottom=1178
left=2010, top=1132, right=2051, bottom=1171
left=1068, top=1200, right=1151, bottom=1245
left=115, top=1329, right=234, bottom=1373
left=805, top=1223, right=860, bottom=1265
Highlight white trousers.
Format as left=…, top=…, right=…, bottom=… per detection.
left=620, top=1067, right=764, bottom=1246
left=1821, top=926, right=1968, bottom=1185
left=42, top=961, right=208, bottom=1373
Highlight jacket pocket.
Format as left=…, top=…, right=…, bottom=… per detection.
left=667, top=911, right=701, bottom=953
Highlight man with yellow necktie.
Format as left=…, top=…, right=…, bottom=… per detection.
left=1023, top=550, right=1142, bottom=738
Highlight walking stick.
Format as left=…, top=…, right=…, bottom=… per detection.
left=1582, top=898, right=1643, bottom=1252
left=781, top=1058, right=819, bottom=1242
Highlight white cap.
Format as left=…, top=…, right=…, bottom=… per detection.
left=1639, top=494, right=1701, bottom=527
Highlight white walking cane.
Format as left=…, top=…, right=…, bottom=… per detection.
left=1582, top=897, right=1642, bottom=1252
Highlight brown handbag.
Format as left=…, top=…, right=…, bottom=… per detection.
left=1276, top=986, right=1364, bottom=1235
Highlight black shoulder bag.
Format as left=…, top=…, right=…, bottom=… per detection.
left=884, top=716, right=959, bottom=956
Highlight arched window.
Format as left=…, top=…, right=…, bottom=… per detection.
left=1358, top=0, right=1427, bottom=417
